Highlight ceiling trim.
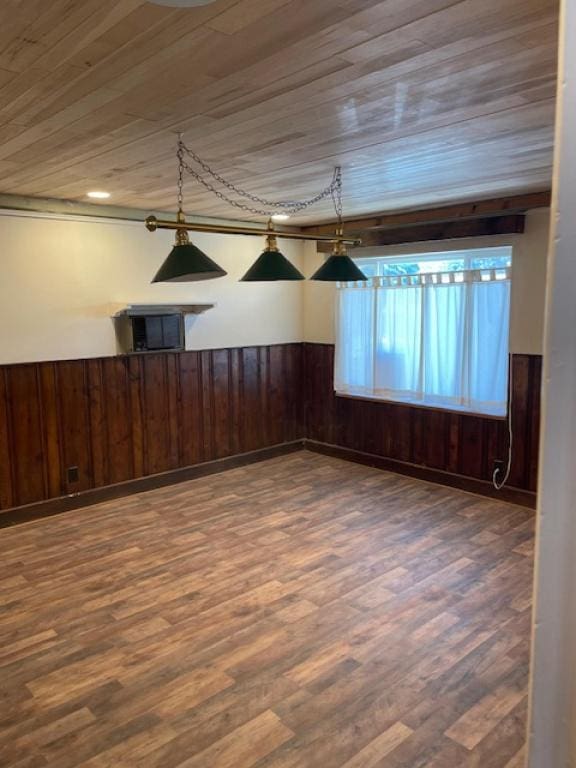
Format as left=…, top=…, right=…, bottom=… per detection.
left=0, top=194, right=269, bottom=230
left=302, top=191, right=551, bottom=236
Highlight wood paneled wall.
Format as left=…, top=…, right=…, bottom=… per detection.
left=0, top=342, right=542, bottom=513
left=304, top=343, right=542, bottom=492
left=0, top=345, right=303, bottom=511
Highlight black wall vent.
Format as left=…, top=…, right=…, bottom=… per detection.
left=113, top=304, right=214, bottom=355
left=131, top=314, right=182, bottom=352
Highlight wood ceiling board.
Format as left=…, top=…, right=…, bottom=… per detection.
left=2, top=69, right=554, bottom=180
left=0, top=0, right=558, bottom=223
left=0, top=10, right=552, bottom=136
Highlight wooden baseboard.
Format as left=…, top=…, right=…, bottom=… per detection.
left=1, top=436, right=536, bottom=528
left=304, top=440, right=536, bottom=509
left=0, top=441, right=305, bottom=528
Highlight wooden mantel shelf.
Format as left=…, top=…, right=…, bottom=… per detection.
left=113, top=304, right=215, bottom=318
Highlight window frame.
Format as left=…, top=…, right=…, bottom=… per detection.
left=334, top=244, right=514, bottom=419
left=354, top=244, right=513, bottom=277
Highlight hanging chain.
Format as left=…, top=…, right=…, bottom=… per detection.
left=182, top=159, right=277, bottom=217
left=177, top=135, right=185, bottom=213
left=331, top=166, right=343, bottom=228
left=178, top=138, right=341, bottom=218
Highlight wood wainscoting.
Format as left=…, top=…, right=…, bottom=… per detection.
left=0, top=345, right=304, bottom=515
left=0, top=342, right=542, bottom=522
left=303, top=344, right=542, bottom=504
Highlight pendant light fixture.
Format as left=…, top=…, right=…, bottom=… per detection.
left=240, top=221, right=305, bottom=282
left=147, top=138, right=363, bottom=280
left=310, top=227, right=368, bottom=282
left=152, top=211, right=227, bottom=282
left=310, top=173, right=367, bottom=282
left=152, top=138, right=227, bottom=283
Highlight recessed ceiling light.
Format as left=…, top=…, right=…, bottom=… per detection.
left=271, top=213, right=291, bottom=222
left=87, top=191, right=111, bottom=199
left=148, top=0, right=218, bottom=7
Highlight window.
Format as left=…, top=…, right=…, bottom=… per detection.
left=335, top=246, right=512, bottom=416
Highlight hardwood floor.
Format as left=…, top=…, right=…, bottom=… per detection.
left=0, top=451, right=534, bottom=767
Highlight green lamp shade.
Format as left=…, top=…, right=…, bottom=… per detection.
left=240, top=248, right=305, bottom=282
left=310, top=254, right=368, bottom=282
left=152, top=243, right=227, bottom=282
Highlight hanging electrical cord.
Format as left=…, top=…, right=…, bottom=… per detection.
left=178, top=137, right=341, bottom=217
left=493, top=360, right=514, bottom=490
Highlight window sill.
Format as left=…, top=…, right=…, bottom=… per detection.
left=334, top=391, right=507, bottom=420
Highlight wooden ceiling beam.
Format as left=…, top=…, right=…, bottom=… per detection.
left=304, top=191, right=550, bottom=236
left=316, top=214, right=526, bottom=252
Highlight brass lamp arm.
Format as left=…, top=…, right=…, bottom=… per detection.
left=145, top=215, right=362, bottom=247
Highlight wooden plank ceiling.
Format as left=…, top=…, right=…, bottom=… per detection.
left=0, top=0, right=559, bottom=224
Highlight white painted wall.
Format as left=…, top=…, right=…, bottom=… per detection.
left=303, top=208, right=550, bottom=355
left=528, top=0, right=576, bottom=763
left=0, top=211, right=304, bottom=364
left=0, top=205, right=550, bottom=365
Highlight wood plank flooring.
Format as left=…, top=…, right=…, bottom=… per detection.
left=0, top=451, right=535, bottom=767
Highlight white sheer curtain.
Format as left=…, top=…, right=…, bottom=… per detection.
left=335, top=270, right=511, bottom=416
